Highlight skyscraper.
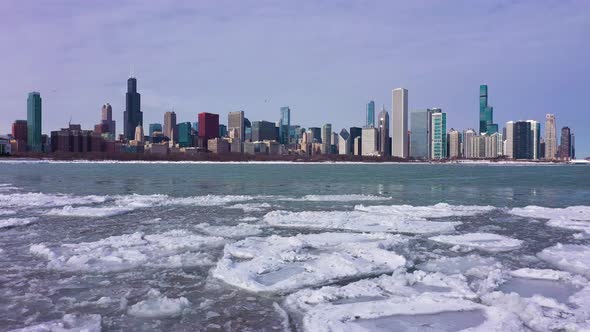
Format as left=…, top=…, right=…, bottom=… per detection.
left=479, top=85, right=497, bottom=134
left=377, top=106, right=390, bottom=156
left=252, top=121, right=276, bottom=142
left=124, top=77, right=142, bottom=141
left=463, top=129, right=476, bottom=159
left=544, top=114, right=557, bottom=160
left=228, top=111, right=245, bottom=142
left=149, top=123, right=162, bottom=137
left=27, top=92, right=42, bottom=152
left=349, top=127, right=362, bottom=155
left=361, top=127, right=378, bottom=156
left=177, top=122, right=193, bottom=147
left=279, top=106, right=290, bottom=144
left=430, top=109, right=447, bottom=160
left=308, top=127, right=322, bottom=143
left=366, top=101, right=375, bottom=127
left=510, top=121, right=533, bottom=159
left=321, top=123, right=332, bottom=154
left=505, top=122, right=514, bottom=159
left=410, top=109, right=430, bottom=159
left=134, top=124, right=144, bottom=143
left=164, top=111, right=177, bottom=141
left=392, top=88, right=408, bottom=158
left=448, top=129, right=461, bottom=159
left=198, top=113, right=220, bottom=140
left=12, top=120, right=28, bottom=142
left=559, top=127, right=571, bottom=160
left=101, top=103, right=116, bottom=136
left=527, top=120, right=540, bottom=160
left=338, top=128, right=351, bottom=156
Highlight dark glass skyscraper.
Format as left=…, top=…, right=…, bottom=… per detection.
left=279, top=106, right=290, bottom=144
left=27, top=92, right=42, bottom=152
left=513, top=121, right=533, bottom=159
left=366, top=101, right=375, bottom=127
left=124, top=77, right=142, bottom=141
left=479, top=85, right=497, bottom=134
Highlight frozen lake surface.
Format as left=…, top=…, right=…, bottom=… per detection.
left=0, top=163, right=589, bottom=331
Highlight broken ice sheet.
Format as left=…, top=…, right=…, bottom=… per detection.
left=429, top=232, right=523, bottom=252
left=212, top=232, right=408, bottom=293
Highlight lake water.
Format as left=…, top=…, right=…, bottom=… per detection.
left=0, top=162, right=589, bottom=331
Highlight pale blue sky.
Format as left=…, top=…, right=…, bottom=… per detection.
left=1, top=0, right=588, bottom=157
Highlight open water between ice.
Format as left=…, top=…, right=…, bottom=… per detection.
left=0, top=162, right=589, bottom=331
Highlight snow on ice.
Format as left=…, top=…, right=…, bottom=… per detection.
left=128, top=289, right=190, bottom=318
left=510, top=205, right=590, bottom=236
left=429, top=233, right=523, bottom=252
left=212, top=232, right=407, bottom=293
left=0, top=217, right=37, bottom=229
left=537, top=243, right=590, bottom=277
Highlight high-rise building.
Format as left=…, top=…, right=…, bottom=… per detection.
left=308, top=127, right=322, bottom=143
left=321, top=124, right=332, bottom=154
left=448, top=129, right=461, bottom=159
left=366, top=101, right=375, bottom=127
left=134, top=124, right=145, bottom=144
left=12, top=120, right=28, bottom=142
left=279, top=106, right=290, bottom=144
left=463, top=129, right=476, bottom=159
left=527, top=120, right=540, bottom=160
left=392, top=88, right=408, bottom=158
left=509, top=121, right=533, bottom=159
left=559, top=127, right=571, bottom=160
left=544, top=114, right=557, bottom=160
left=252, top=121, right=276, bottom=142
left=149, top=123, right=162, bottom=137
left=349, top=127, right=362, bottom=155
left=361, top=127, right=378, bottom=156
left=228, top=111, right=245, bottom=142
left=338, top=129, right=351, bottom=156
left=177, top=122, right=193, bottom=147
left=505, top=122, right=514, bottom=159
left=27, top=92, right=42, bottom=152
left=479, top=85, right=497, bottom=134
left=219, top=124, right=228, bottom=138
left=164, top=111, right=177, bottom=141
left=571, top=133, right=575, bottom=159
left=101, top=103, right=116, bottom=136
left=430, top=109, right=447, bottom=160
left=124, top=77, right=142, bottom=141
left=198, top=113, right=219, bottom=140
left=410, top=109, right=430, bottom=159
left=377, top=106, right=390, bottom=156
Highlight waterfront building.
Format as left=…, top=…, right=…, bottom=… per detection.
left=479, top=85, right=498, bottom=134
left=392, top=88, right=408, bottom=158
left=349, top=127, right=362, bottom=155
left=366, top=100, right=375, bottom=127
left=228, top=111, right=245, bottom=142
left=571, top=133, right=575, bottom=159
left=208, top=138, right=230, bottom=154
left=219, top=124, right=228, bottom=138
left=149, top=123, right=162, bottom=137
left=377, top=106, right=390, bottom=156
left=509, top=121, right=533, bottom=159
left=27, top=92, right=42, bottom=152
left=177, top=122, right=192, bottom=147
left=410, top=109, right=430, bottom=159
left=462, top=129, right=476, bottom=158
left=279, top=106, right=290, bottom=144
left=308, top=127, right=322, bottom=143
left=12, top=120, right=27, bottom=142
left=559, top=127, right=571, bottom=160
left=361, top=127, right=378, bottom=156
left=251, top=121, right=275, bottom=142
left=50, top=124, right=103, bottom=153
left=124, top=78, right=142, bottom=141
left=338, top=129, right=351, bottom=156
left=164, top=111, right=177, bottom=141
left=544, top=114, right=557, bottom=160
left=430, top=109, right=446, bottom=160
left=448, top=129, right=461, bottom=159
left=354, top=136, right=362, bottom=156
left=527, top=120, right=541, bottom=160
left=101, top=103, right=116, bottom=136
left=198, top=113, right=220, bottom=141
left=134, top=125, right=145, bottom=144
left=321, top=124, right=332, bottom=154
left=504, top=122, right=514, bottom=159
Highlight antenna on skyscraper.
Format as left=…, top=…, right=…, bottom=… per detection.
left=130, top=64, right=135, bottom=78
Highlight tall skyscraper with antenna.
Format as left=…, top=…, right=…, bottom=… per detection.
left=124, top=77, right=142, bottom=141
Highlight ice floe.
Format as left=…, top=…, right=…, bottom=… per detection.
left=0, top=193, right=107, bottom=208
left=286, top=271, right=524, bottom=332
left=10, top=314, right=101, bottom=332
left=227, top=202, right=272, bottom=212
left=30, top=230, right=225, bottom=272
left=510, top=205, right=590, bottom=236
left=212, top=232, right=407, bottom=293
left=0, top=217, right=37, bottom=229
left=355, top=203, right=495, bottom=218
left=194, top=223, right=263, bottom=238
left=46, top=205, right=134, bottom=217
left=0, top=209, right=17, bottom=216
left=128, top=289, right=190, bottom=318
left=537, top=243, right=590, bottom=277
left=429, top=233, right=523, bottom=252
left=282, top=194, right=392, bottom=202
left=263, top=210, right=461, bottom=234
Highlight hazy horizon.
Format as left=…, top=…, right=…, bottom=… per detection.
left=1, top=0, right=588, bottom=157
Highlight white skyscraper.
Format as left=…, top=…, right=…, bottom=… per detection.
left=361, top=127, right=378, bottom=156
left=527, top=120, right=540, bottom=160
left=392, top=88, right=408, bottom=158
left=544, top=114, right=557, bottom=160
left=505, top=121, right=514, bottom=159
left=448, top=129, right=461, bottom=159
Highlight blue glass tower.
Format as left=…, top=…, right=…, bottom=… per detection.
left=27, top=92, right=42, bottom=152
left=279, top=106, right=290, bottom=144
left=366, top=101, right=375, bottom=127
left=479, top=85, right=497, bottom=134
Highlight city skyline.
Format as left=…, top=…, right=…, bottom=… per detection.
left=1, top=1, right=588, bottom=157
